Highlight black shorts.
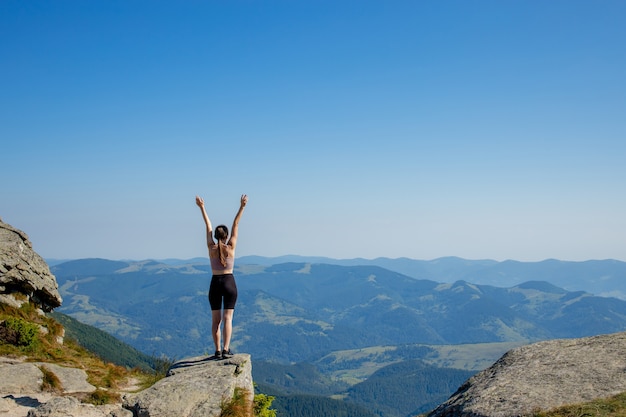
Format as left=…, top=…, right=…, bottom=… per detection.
left=208, top=273, right=238, bottom=310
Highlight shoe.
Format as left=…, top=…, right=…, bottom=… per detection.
left=212, top=350, right=222, bottom=360
left=221, top=349, right=233, bottom=359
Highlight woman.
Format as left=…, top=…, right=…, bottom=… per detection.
left=196, top=194, right=248, bottom=359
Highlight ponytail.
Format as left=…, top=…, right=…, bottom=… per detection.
left=214, top=225, right=229, bottom=267
left=218, top=243, right=226, bottom=267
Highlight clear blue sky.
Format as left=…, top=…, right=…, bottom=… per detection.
left=2, top=1, right=625, bottom=262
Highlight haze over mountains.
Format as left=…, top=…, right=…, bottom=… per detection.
left=50, top=254, right=626, bottom=296
left=237, top=255, right=626, bottom=300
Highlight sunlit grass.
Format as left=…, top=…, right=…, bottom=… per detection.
left=220, top=387, right=254, bottom=417
left=533, top=392, right=626, bottom=417
left=417, top=393, right=626, bottom=417
left=0, top=302, right=164, bottom=403
left=39, top=365, right=63, bottom=393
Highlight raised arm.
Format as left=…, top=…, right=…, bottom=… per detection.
left=228, top=194, right=248, bottom=249
left=196, top=195, right=215, bottom=248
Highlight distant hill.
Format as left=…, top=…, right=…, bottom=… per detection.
left=345, top=360, right=475, bottom=417
left=254, top=359, right=475, bottom=417
left=266, top=393, right=378, bottom=417
left=49, top=311, right=156, bottom=372
left=237, top=255, right=626, bottom=299
left=52, top=255, right=626, bottom=299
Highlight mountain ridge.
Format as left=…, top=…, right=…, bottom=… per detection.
left=50, top=255, right=626, bottom=300
left=51, top=258, right=626, bottom=363
left=236, top=255, right=626, bottom=299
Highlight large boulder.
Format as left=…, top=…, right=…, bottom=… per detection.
left=428, top=331, right=626, bottom=417
left=0, top=218, right=62, bottom=311
left=123, top=354, right=254, bottom=417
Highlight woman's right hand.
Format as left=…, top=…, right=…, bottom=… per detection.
left=196, top=196, right=204, bottom=207
left=240, top=194, right=248, bottom=207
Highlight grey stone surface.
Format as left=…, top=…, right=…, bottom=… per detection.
left=0, top=362, right=43, bottom=394
left=0, top=357, right=135, bottom=417
left=0, top=220, right=62, bottom=311
left=108, top=408, right=134, bottom=417
left=0, top=359, right=96, bottom=396
left=428, top=331, right=626, bottom=417
left=123, top=354, right=254, bottom=417
left=1, top=354, right=254, bottom=417
left=25, top=396, right=130, bottom=417
left=38, top=363, right=97, bottom=394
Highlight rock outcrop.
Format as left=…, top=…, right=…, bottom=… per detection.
left=26, top=396, right=132, bottom=417
left=123, top=354, right=254, bottom=417
left=428, top=331, right=626, bottom=417
left=0, top=353, right=255, bottom=417
left=0, top=356, right=132, bottom=416
left=0, top=219, right=62, bottom=312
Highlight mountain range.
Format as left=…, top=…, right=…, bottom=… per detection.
left=52, top=257, right=626, bottom=361
left=47, top=255, right=626, bottom=301
left=235, top=255, right=626, bottom=299
left=50, top=256, right=626, bottom=417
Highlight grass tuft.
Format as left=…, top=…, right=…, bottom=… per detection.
left=533, top=392, right=626, bottom=417
left=83, top=389, right=121, bottom=406
left=39, top=366, right=63, bottom=393
left=136, top=354, right=176, bottom=389
left=221, top=387, right=253, bottom=417
left=221, top=388, right=277, bottom=417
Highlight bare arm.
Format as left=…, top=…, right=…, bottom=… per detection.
left=228, top=194, right=248, bottom=249
left=195, top=195, right=215, bottom=248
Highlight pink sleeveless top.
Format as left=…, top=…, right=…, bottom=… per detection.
left=210, top=256, right=235, bottom=274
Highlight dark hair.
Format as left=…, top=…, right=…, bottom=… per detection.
left=214, top=225, right=229, bottom=267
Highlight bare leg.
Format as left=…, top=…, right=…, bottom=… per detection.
left=222, top=308, right=235, bottom=352
left=211, top=309, right=222, bottom=353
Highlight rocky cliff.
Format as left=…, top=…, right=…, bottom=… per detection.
left=124, top=354, right=254, bottom=417
left=0, top=218, right=62, bottom=311
left=428, top=331, right=626, bottom=417
left=0, top=219, right=254, bottom=417
left=0, top=354, right=254, bottom=417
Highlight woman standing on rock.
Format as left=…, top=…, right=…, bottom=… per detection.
left=196, top=194, right=248, bottom=360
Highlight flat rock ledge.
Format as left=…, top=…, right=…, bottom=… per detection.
left=123, top=353, right=254, bottom=417
left=428, top=331, right=626, bottom=417
left=0, top=357, right=131, bottom=417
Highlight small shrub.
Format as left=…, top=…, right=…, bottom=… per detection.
left=0, top=317, right=40, bottom=350
left=253, top=393, right=277, bottom=417
left=0, top=320, right=19, bottom=345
